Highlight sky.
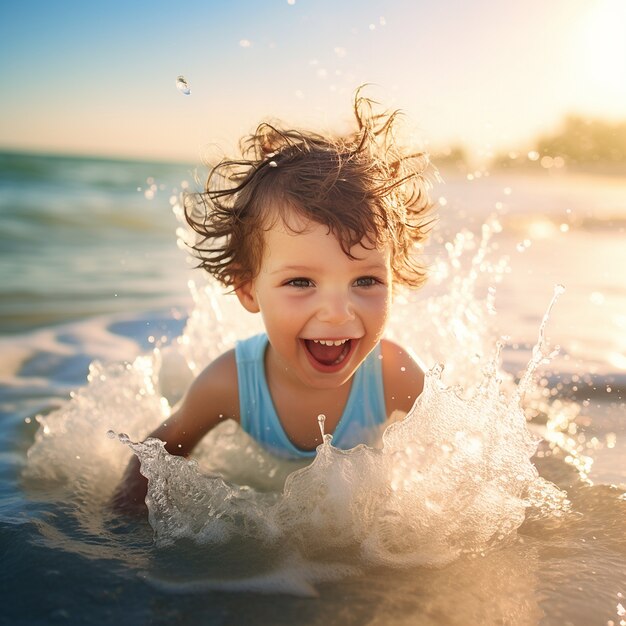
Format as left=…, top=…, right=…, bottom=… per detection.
left=1, top=0, right=625, bottom=162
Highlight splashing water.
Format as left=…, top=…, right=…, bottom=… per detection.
left=176, top=75, right=191, bottom=96
left=23, top=202, right=573, bottom=594
left=108, top=288, right=566, bottom=579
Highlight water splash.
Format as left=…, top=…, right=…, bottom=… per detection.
left=23, top=206, right=574, bottom=592
left=517, top=284, right=565, bottom=400
left=176, top=76, right=191, bottom=96
left=104, top=299, right=567, bottom=575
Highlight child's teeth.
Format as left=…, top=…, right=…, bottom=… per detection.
left=312, top=339, right=348, bottom=346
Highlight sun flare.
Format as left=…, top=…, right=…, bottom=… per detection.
left=579, top=0, right=626, bottom=107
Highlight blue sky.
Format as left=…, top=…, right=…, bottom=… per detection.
left=1, top=0, right=624, bottom=161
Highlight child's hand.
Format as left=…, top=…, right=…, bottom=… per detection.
left=109, top=458, right=148, bottom=515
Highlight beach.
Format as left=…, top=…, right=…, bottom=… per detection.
left=1, top=150, right=624, bottom=625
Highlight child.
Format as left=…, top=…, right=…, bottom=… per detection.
left=113, top=92, right=434, bottom=511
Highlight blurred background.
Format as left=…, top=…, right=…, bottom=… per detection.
left=0, top=0, right=625, bottom=387
left=2, top=0, right=625, bottom=164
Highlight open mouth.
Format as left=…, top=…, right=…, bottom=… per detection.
left=302, top=338, right=356, bottom=372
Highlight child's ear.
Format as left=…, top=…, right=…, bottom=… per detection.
left=235, top=280, right=260, bottom=313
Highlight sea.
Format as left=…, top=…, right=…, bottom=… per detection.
left=0, top=150, right=624, bottom=625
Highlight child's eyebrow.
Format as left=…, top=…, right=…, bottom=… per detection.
left=270, top=262, right=388, bottom=275
left=270, top=265, right=314, bottom=275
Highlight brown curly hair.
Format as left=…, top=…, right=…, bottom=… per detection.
left=184, top=88, right=435, bottom=289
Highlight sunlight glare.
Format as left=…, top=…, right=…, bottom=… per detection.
left=579, top=0, right=626, bottom=109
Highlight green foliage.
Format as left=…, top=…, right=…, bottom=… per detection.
left=537, top=116, right=626, bottom=164
left=431, top=145, right=468, bottom=170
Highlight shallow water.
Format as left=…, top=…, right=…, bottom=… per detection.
left=1, top=153, right=625, bottom=624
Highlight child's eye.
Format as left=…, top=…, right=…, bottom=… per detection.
left=353, top=276, right=381, bottom=288
left=285, top=278, right=314, bottom=288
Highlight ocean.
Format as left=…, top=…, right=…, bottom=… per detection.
left=0, top=150, right=624, bottom=625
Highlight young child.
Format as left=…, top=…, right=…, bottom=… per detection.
left=113, top=93, right=434, bottom=511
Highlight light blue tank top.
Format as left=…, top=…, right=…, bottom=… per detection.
left=235, top=333, right=387, bottom=459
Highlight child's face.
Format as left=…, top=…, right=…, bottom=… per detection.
left=237, top=212, right=392, bottom=390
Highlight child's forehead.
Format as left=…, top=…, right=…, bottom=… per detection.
left=265, top=208, right=317, bottom=234
left=262, top=210, right=390, bottom=260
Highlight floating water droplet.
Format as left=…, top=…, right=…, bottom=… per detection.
left=106, top=430, right=116, bottom=440
left=317, top=414, right=326, bottom=437
left=176, top=75, right=191, bottom=95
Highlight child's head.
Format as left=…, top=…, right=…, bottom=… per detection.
left=185, top=90, right=435, bottom=290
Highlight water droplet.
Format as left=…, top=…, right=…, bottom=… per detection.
left=176, top=75, right=191, bottom=95
left=106, top=430, right=116, bottom=439
left=317, top=414, right=326, bottom=437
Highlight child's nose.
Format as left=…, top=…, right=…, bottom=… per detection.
left=317, top=291, right=355, bottom=324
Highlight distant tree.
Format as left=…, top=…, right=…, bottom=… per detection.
left=537, top=116, right=626, bottom=164
left=430, top=145, right=468, bottom=170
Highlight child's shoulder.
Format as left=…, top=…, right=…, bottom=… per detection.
left=185, top=348, right=239, bottom=420
left=196, top=348, right=238, bottom=383
left=380, top=338, right=425, bottom=415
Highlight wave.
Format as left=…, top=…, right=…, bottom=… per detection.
left=0, top=202, right=176, bottom=238
left=0, top=150, right=194, bottom=190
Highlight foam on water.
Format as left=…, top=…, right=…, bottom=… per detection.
left=22, top=204, right=577, bottom=593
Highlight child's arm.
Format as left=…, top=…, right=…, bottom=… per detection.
left=381, top=338, right=425, bottom=415
left=111, top=350, right=239, bottom=513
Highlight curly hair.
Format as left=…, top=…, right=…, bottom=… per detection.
left=184, top=88, right=435, bottom=289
